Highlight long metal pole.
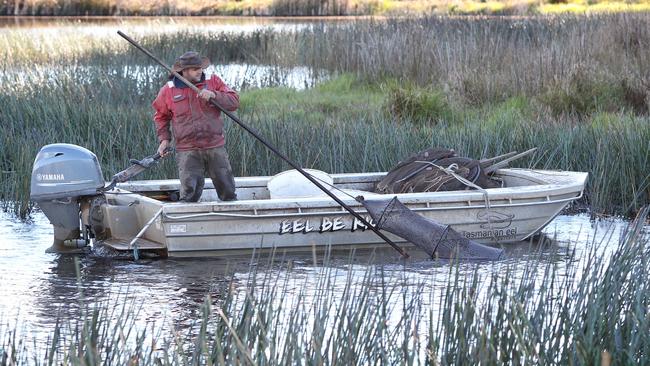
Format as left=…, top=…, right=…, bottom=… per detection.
left=117, top=31, right=409, bottom=258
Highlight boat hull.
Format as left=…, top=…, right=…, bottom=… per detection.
left=100, top=169, right=588, bottom=257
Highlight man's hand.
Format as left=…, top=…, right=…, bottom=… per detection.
left=157, top=140, right=171, bottom=157
left=199, top=90, right=216, bottom=101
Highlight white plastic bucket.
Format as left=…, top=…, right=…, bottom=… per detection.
left=267, top=169, right=334, bottom=199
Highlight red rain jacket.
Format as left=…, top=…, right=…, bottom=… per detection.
left=152, top=74, right=239, bottom=151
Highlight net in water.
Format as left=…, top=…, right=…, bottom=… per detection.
left=360, top=196, right=504, bottom=260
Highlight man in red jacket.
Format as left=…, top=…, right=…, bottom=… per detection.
left=152, top=51, right=239, bottom=202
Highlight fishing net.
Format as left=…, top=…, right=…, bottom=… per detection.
left=375, top=148, right=501, bottom=194
left=360, top=196, right=504, bottom=260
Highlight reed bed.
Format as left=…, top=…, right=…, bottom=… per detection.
left=3, top=0, right=650, bottom=16
left=2, top=14, right=649, bottom=109
left=1, top=15, right=649, bottom=217
left=295, top=14, right=650, bottom=112
left=1, top=69, right=648, bottom=217
left=1, top=208, right=648, bottom=364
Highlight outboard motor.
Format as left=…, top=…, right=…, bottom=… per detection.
left=30, top=144, right=105, bottom=252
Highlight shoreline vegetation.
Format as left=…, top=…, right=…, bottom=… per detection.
left=2, top=209, right=649, bottom=364
left=1, top=14, right=649, bottom=218
left=2, top=0, right=650, bottom=16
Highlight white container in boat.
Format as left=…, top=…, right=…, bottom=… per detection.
left=267, top=169, right=334, bottom=199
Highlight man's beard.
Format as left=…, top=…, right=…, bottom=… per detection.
left=180, top=72, right=201, bottom=83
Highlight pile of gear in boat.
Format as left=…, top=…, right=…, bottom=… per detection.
left=375, top=147, right=535, bottom=194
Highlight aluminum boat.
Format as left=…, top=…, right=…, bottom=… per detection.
left=30, top=144, right=587, bottom=257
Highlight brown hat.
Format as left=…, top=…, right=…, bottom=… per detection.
left=171, top=51, right=210, bottom=74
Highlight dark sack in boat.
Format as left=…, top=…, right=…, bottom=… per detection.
left=375, top=148, right=500, bottom=194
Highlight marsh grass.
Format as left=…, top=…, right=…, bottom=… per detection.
left=1, top=70, right=649, bottom=217
left=383, top=81, right=453, bottom=124
left=1, top=15, right=649, bottom=217
left=302, top=15, right=650, bottom=111
left=1, top=208, right=648, bottom=364
left=3, top=14, right=649, bottom=108
left=3, top=0, right=650, bottom=15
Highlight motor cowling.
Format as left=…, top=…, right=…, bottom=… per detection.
left=30, top=144, right=105, bottom=251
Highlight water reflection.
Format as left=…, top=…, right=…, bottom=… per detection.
left=0, top=209, right=629, bottom=348
left=0, top=16, right=319, bottom=32
left=0, top=63, right=326, bottom=91
left=0, top=16, right=359, bottom=34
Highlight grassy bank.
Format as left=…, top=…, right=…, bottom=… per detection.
left=3, top=0, right=650, bottom=15
left=1, top=15, right=649, bottom=217
left=1, top=208, right=648, bottom=364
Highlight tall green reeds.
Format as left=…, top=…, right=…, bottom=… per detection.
left=1, top=208, right=648, bottom=364
left=1, top=15, right=649, bottom=217
left=1, top=70, right=649, bottom=217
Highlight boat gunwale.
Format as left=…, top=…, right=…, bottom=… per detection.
left=108, top=169, right=588, bottom=215
left=115, top=168, right=584, bottom=191
left=160, top=192, right=584, bottom=221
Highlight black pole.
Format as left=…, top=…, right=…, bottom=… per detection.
left=117, top=31, right=409, bottom=258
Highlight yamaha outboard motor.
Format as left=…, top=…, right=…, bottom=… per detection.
left=30, top=144, right=105, bottom=252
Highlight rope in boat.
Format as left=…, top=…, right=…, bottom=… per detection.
left=129, top=207, right=163, bottom=260
left=411, top=160, right=494, bottom=238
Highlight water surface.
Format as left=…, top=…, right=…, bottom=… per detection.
left=0, top=208, right=628, bottom=348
